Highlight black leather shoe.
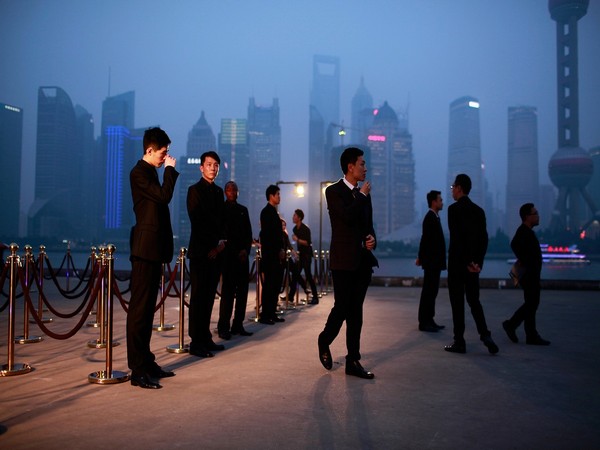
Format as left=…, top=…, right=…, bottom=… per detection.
left=149, top=367, right=175, bottom=378
left=258, top=317, right=274, bottom=325
left=308, top=297, right=319, bottom=305
left=482, top=336, right=499, bottom=354
left=189, top=347, right=214, bottom=358
left=318, top=340, right=332, bottom=370
left=345, top=360, right=374, bottom=379
left=272, top=316, right=285, bottom=323
left=218, top=331, right=232, bottom=340
left=502, top=320, right=518, bottom=343
left=419, top=323, right=439, bottom=332
left=432, top=321, right=445, bottom=330
left=131, top=373, right=162, bottom=389
left=206, top=342, right=225, bottom=351
left=444, top=342, right=466, bottom=354
left=231, top=327, right=253, bottom=336
left=526, top=336, right=550, bottom=346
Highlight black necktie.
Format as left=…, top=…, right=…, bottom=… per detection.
left=352, top=187, right=360, bottom=198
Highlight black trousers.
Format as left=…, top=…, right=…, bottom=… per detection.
left=188, top=257, right=221, bottom=347
left=218, top=257, right=250, bottom=333
left=127, top=258, right=162, bottom=373
left=506, top=274, right=541, bottom=338
left=447, top=268, right=491, bottom=344
left=261, top=263, right=283, bottom=320
left=418, top=268, right=441, bottom=325
left=319, top=264, right=372, bottom=361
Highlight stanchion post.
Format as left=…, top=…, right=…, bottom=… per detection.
left=167, top=248, right=189, bottom=353
left=153, top=263, right=175, bottom=332
left=15, top=245, right=42, bottom=345
left=87, top=247, right=101, bottom=327
left=31, top=245, right=53, bottom=324
left=1, top=243, right=32, bottom=376
left=88, top=244, right=129, bottom=384
left=87, top=246, right=119, bottom=349
left=253, top=247, right=262, bottom=321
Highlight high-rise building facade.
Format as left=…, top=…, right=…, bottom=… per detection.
left=0, top=102, right=23, bottom=239
left=308, top=55, right=340, bottom=241
left=29, top=87, right=79, bottom=240
left=74, top=104, right=96, bottom=241
left=219, top=118, right=250, bottom=217
left=177, top=111, right=217, bottom=247
left=247, top=97, right=281, bottom=227
left=447, top=96, right=484, bottom=208
left=365, top=101, right=415, bottom=237
left=350, top=77, right=373, bottom=146
left=506, top=106, right=539, bottom=235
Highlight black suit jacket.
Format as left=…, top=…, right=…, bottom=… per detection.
left=447, top=196, right=488, bottom=270
left=129, top=159, right=179, bottom=263
left=187, top=178, right=224, bottom=259
left=223, top=200, right=253, bottom=258
left=511, top=224, right=542, bottom=279
left=259, top=203, right=284, bottom=270
left=325, top=179, right=378, bottom=271
left=418, top=210, right=447, bottom=271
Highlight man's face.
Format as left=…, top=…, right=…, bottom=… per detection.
left=347, top=156, right=367, bottom=182
left=200, top=156, right=219, bottom=183
left=292, top=213, right=300, bottom=225
left=270, top=191, right=281, bottom=206
left=526, top=207, right=540, bottom=227
left=146, top=146, right=169, bottom=168
left=225, top=183, right=238, bottom=202
left=432, top=194, right=443, bottom=212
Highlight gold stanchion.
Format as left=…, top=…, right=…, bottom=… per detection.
left=1, top=243, right=32, bottom=376
left=88, top=244, right=129, bottom=384
left=253, top=248, right=262, bottom=321
left=29, top=245, right=53, bottom=324
left=86, top=247, right=101, bottom=328
left=88, top=246, right=119, bottom=348
left=153, top=263, right=175, bottom=332
left=167, top=248, right=189, bottom=353
left=15, top=245, right=43, bottom=345
left=324, top=250, right=331, bottom=295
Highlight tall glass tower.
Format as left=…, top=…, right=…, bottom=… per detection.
left=506, top=106, right=539, bottom=234
left=447, top=96, right=484, bottom=208
left=0, top=102, right=23, bottom=239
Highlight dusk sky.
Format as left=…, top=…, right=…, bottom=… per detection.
left=1, top=0, right=599, bottom=227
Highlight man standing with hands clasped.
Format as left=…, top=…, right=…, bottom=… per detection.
left=445, top=173, right=498, bottom=355
left=318, top=147, right=378, bottom=379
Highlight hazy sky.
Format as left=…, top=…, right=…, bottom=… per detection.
left=1, top=0, right=599, bottom=221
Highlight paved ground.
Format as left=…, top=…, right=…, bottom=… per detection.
left=1, top=283, right=599, bottom=449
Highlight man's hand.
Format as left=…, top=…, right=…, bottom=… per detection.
left=467, top=262, right=481, bottom=273
left=360, top=180, right=371, bottom=195
left=364, top=234, right=376, bottom=250
left=164, top=155, right=176, bottom=168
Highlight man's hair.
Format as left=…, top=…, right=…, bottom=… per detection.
left=294, top=209, right=304, bottom=220
left=453, top=173, right=472, bottom=195
left=519, top=203, right=535, bottom=221
left=201, top=151, right=220, bottom=165
left=224, top=180, right=238, bottom=190
left=265, top=184, right=280, bottom=200
left=426, top=190, right=441, bottom=207
left=143, top=127, right=171, bottom=154
left=340, top=147, right=364, bottom=174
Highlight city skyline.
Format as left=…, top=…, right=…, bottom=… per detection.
left=1, top=1, right=599, bottom=240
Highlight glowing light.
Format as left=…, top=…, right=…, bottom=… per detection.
left=338, top=129, right=346, bottom=136
left=187, top=158, right=202, bottom=164
left=368, top=135, right=386, bottom=142
left=373, top=109, right=379, bottom=116
left=4, top=104, right=21, bottom=113
left=295, top=184, right=305, bottom=198
left=468, top=101, right=480, bottom=108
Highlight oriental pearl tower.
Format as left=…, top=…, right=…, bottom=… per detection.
left=547, top=0, right=599, bottom=232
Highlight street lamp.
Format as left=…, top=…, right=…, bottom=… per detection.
left=275, top=180, right=307, bottom=198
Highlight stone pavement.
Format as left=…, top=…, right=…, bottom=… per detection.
left=1, top=284, right=599, bottom=449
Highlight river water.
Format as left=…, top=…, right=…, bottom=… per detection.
left=44, top=250, right=598, bottom=281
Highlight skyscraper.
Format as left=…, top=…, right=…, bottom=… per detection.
left=0, top=102, right=23, bottom=239
left=308, top=55, right=340, bottom=240
left=365, top=101, right=415, bottom=236
left=74, top=104, right=96, bottom=240
left=506, top=106, right=539, bottom=235
left=178, top=111, right=217, bottom=246
left=350, top=77, right=373, bottom=146
left=219, top=118, right=250, bottom=215
left=447, top=96, right=484, bottom=208
left=29, top=87, right=78, bottom=240
left=247, top=97, right=281, bottom=227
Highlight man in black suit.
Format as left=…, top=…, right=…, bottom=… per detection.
left=416, top=190, right=446, bottom=332
left=445, top=173, right=498, bottom=355
left=217, top=181, right=254, bottom=339
left=318, top=147, right=378, bottom=379
left=187, top=151, right=226, bottom=358
left=128, top=127, right=178, bottom=389
left=503, top=203, right=550, bottom=346
left=259, top=184, right=286, bottom=325
left=291, top=209, right=319, bottom=305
